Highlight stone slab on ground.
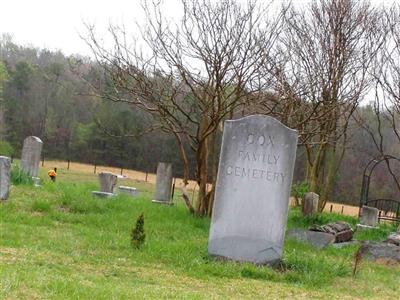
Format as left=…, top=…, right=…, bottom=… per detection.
left=286, top=228, right=335, bottom=249
left=118, top=186, right=139, bottom=197
left=360, top=241, right=400, bottom=265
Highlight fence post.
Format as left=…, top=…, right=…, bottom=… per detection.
left=94, top=164, right=97, bottom=174
left=145, top=171, right=148, bottom=182
left=330, top=204, right=333, bottom=213
left=341, top=206, right=344, bottom=214
left=67, top=159, right=70, bottom=170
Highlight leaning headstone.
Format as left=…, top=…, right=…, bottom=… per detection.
left=152, top=162, right=173, bottom=204
left=208, top=115, right=298, bottom=265
left=359, top=205, right=379, bottom=227
left=98, top=172, right=117, bottom=193
left=20, top=136, right=43, bottom=177
left=302, top=192, right=319, bottom=216
left=0, top=156, right=11, bottom=200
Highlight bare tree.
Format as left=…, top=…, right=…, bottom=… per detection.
left=84, top=0, right=283, bottom=216
left=355, top=4, right=400, bottom=193
left=267, top=0, right=384, bottom=210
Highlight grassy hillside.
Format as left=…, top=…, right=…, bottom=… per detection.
left=1, top=166, right=399, bottom=299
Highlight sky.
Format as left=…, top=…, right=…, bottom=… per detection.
left=0, top=0, right=184, bottom=57
left=0, top=0, right=397, bottom=58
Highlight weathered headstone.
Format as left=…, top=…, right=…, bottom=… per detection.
left=152, top=162, right=173, bottom=204
left=20, top=136, right=43, bottom=177
left=0, top=156, right=11, bottom=200
left=208, top=115, right=298, bottom=265
left=302, top=192, right=319, bottom=216
left=359, top=205, right=379, bottom=227
left=98, top=172, right=117, bottom=193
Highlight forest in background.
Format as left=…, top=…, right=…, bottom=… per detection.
left=0, top=1, right=399, bottom=210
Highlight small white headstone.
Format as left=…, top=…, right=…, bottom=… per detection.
left=208, top=115, right=298, bottom=265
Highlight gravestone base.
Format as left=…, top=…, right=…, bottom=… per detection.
left=92, top=191, right=115, bottom=198
left=209, top=236, right=282, bottom=266
left=152, top=199, right=173, bottom=205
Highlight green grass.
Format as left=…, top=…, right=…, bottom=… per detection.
left=0, top=166, right=399, bottom=299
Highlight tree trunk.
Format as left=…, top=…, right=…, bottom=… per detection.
left=196, top=137, right=209, bottom=216
left=319, top=146, right=336, bottom=211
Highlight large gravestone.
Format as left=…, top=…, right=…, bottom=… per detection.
left=208, top=115, right=298, bottom=265
left=0, top=156, right=11, bottom=200
left=152, top=162, right=173, bottom=204
left=20, top=136, right=43, bottom=177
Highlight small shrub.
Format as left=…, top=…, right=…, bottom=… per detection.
left=291, top=181, right=309, bottom=206
left=0, top=141, right=14, bottom=157
left=10, top=166, right=33, bottom=185
left=131, top=213, right=145, bottom=249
